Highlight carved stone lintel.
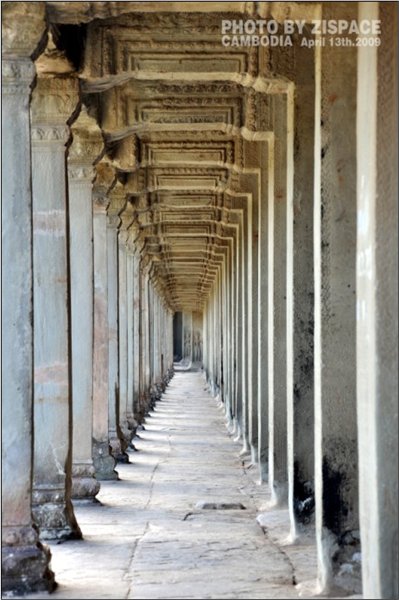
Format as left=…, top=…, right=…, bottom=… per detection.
left=71, top=463, right=101, bottom=502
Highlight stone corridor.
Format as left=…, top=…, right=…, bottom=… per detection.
left=11, top=371, right=357, bottom=600
left=2, top=2, right=398, bottom=599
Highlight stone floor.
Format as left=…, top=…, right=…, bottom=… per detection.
left=8, top=371, right=362, bottom=600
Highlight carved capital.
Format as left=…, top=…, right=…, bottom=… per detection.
left=93, top=190, right=110, bottom=213
left=140, top=254, right=151, bottom=274
left=93, top=160, right=115, bottom=211
left=2, top=2, right=46, bottom=58
left=107, top=214, right=121, bottom=229
left=31, top=124, right=70, bottom=144
left=108, top=183, right=127, bottom=218
left=68, top=165, right=96, bottom=182
left=2, top=58, right=36, bottom=96
left=119, top=203, right=135, bottom=233
left=118, top=230, right=129, bottom=246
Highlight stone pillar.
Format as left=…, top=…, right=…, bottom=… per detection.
left=31, top=72, right=81, bottom=540
left=145, top=269, right=152, bottom=398
left=68, top=109, right=102, bottom=501
left=314, top=4, right=359, bottom=591
left=268, top=94, right=290, bottom=506
left=92, top=179, right=118, bottom=481
left=1, top=2, right=54, bottom=592
left=132, top=249, right=141, bottom=419
left=285, top=41, right=316, bottom=539
left=357, top=4, right=398, bottom=599
left=240, top=172, right=259, bottom=465
left=126, top=240, right=136, bottom=427
left=183, top=311, right=193, bottom=362
left=140, top=264, right=151, bottom=414
left=107, top=212, right=128, bottom=463
left=239, top=214, right=250, bottom=454
left=233, top=223, right=244, bottom=436
left=118, top=230, right=129, bottom=442
left=258, top=142, right=272, bottom=482
left=226, top=243, right=235, bottom=428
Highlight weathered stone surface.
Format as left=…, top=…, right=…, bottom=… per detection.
left=195, top=501, right=246, bottom=510
left=2, top=5, right=54, bottom=591
left=2, top=527, right=55, bottom=595
left=72, top=463, right=101, bottom=502
left=31, top=56, right=81, bottom=545
left=92, top=440, right=118, bottom=481
left=32, top=498, right=82, bottom=542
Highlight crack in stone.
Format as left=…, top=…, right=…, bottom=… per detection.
left=124, top=523, right=150, bottom=599
left=144, top=432, right=172, bottom=511
left=257, top=523, right=298, bottom=587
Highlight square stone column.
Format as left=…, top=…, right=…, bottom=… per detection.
left=31, top=73, right=81, bottom=541
left=1, top=3, right=54, bottom=592
left=234, top=218, right=246, bottom=442
left=257, top=141, right=273, bottom=482
left=117, top=230, right=131, bottom=443
left=68, top=109, right=103, bottom=501
left=139, top=261, right=152, bottom=416
left=132, top=250, right=142, bottom=417
left=126, top=242, right=137, bottom=428
left=267, top=93, right=292, bottom=507
left=357, top=4, right=398, bottom=598
left=314, top=4, right=360, bottom=591
left=92, top=189, right=117, bottom=481
left=107, top=213, right=129, bottom=463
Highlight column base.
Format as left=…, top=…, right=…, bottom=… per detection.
left=258, top=459, right=268, bottom=483
left=270, top=480, right=289, bottom=507
left=317, top=527, right=362, bottom=595
left=109, top=434, right=129, bottom=463
left=239, top=439, right=251, bottom=457
left=120, top=421, right=134, bottom=447
left=93, top=440, right=118, bottom=480
left=2, top=525, right=55, bottom=595
left=126, top=412, right=139, bottom=433
left=72, top=462, right=101, bottom=501
left=32, top=489, right=82, bottom=542
left=250, top=444, right=259, bottom=464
